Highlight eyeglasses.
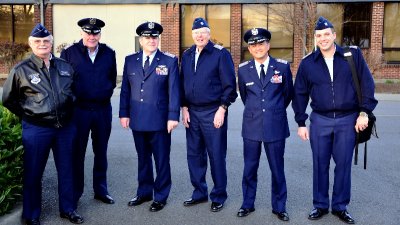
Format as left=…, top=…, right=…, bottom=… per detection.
left=192, top=31, right=209, bottom=36
left=31, top=39, right=52, bottom=45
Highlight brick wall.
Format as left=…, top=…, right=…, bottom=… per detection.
left=160, top=3, right=180, bottom=59
left=292, top=2, right=305, bottom=76
left=230, top=4, right=242, bottom=71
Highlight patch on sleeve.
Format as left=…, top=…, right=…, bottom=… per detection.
left=163, top=52, right=176, bottom=58
left=276, top=58, right=288, bottom=64
left=213, top=44, right=223, bottom=50
left=239, top=61, right=249, bottom=68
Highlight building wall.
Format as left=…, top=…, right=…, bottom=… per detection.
left=52, top=4, right=160, bottom=75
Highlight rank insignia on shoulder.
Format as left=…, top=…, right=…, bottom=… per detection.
left=105, top=44, right=115, bottom=51
left=163, top=52, right=176, bottom=58
left=213, top=44, right=223, bottom=50
left=62, top=43, right=74, bottom=50
left=302, top=52, right=312, bottom=59
left=276, top=58, right=288, bottom=64
left=239, top=61, right=249, bottom=68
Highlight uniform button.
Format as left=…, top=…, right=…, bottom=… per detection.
left=142, top=81, right=145, bottom=83
left=262, top=89, right=264, bottom=92
left=262, top=99, right=265, bottom=102
left=141, top=89, right=144, bottom=92
left=140, top=99, right=143, bottom=102
left=262, top=109, right=265, bottom=112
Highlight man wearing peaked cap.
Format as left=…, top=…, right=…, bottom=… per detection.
left=61, top=17, right=117, bottom=208
left=180, top=17, right=237, bottom=213
left=237, top=27, right=293, bottom=221
left=3, top=23, right=84, bottom=225
left=292, top=16, right=377, bottom=224
left=120, top=21, right=180, bottom=212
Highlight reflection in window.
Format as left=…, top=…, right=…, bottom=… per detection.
left=242, top=4, right=293, bottom=62
left=318, top=3, right=371, bottom=48
left=0, top=5, right=34, bottom=43
left=181, top=5, right=230, bottom=54
left=383, top=3, right=400, bottom=63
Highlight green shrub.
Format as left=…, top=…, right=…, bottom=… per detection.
left=0, top=104, right=23, bottom=216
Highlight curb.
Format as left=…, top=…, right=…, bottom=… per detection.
left=0, top=203, right=23, bottom=225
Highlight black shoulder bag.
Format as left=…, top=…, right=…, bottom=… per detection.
left=343, top=47, right=378, bottom=169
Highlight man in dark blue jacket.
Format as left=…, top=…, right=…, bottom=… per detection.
left=60, top=18, right=117, bottom=206
left=119, top=21, right=180, bottom=212
left=237, top=28, right=293, bottom=221
left=180, top=18, right=237, bottom=212
left=292, top=17, right=378, bottom=224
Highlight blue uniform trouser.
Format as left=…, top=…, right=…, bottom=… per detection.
left=241, top=138, right=287, bottom=212
left=132, top=130, right=172, bottom=204
left=21, top=121, right=75, bottom=220
left=73, top=105, right=112, bottom=203
left=186, top=107, right=228, bottom=204
left=309, top=112, right=357, bottom=211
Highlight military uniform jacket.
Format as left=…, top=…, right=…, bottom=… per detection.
left=292, top=45, right=378, bottom=126
left=119, top=50, right=180, bottom=131
left=60, top=39, right=117, bottom=108
left=180, top=41, right=237, bottom=109
left=238, top=57, right=294, bottom=142
left=2, top=54, right=75, bottom=128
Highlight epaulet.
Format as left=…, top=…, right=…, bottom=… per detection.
left=276, top=58, right=288, bottom=64
left=349, top=45, right=358, bottom=49
left=183, top=48, right=191, bottom=53
left=163, top=51, right=176, bottom=58
left=63, top=43, right=74, bottom=50
left=104, top=43, right=115, bottom=51
left=213, top=44, right=223, bottom=50
left=239, top=61, right=249, bottom=68
left=127, top=51, right=139, bottom=57
left=302, top=52, right=313, bottom=59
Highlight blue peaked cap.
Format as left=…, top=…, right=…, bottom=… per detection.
left=30, top=23, right=51, bottom=37
left=315, top=16, right=334, bottom=30
left=192, top=17, right=209, bottom=30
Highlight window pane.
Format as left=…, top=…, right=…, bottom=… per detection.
left=384, top=51, right=400, bottom=63
left=383, top=3, right=400, bottom=48
left=0, top=5, right=12, bottom=41
left=268, top=4, right=293, bottom=49
left=342, top=3, right=371, bottom=48
left=181, top=5, right=205, bottom=49
left=207, top=5, right=230, bottom=48
left=317, top=4, right=344, bottom=46
left=14, top=5, right=34, bottom=43
left=242, top=4, right=268, bottom=47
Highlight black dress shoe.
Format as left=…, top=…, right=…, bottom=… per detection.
left=210, top=202, right=224, bottom=212
left=332, top=210, right=355, bottom=224
left=26, top=218, right=40, bottom=225
left=237, top=208, right=255, bottom=217
left=272, top=210, right=290, bottom=221
left=94, top=194, right=115, bottom=204
left=308, top=208, right=329, bottom=220
left=60, top=211, right=84, bottom=224
left=183, top=197, right=208, bottom=206
left=128, top=195, right=152, bottom=206
left=149, top=201, right=165, bottom=212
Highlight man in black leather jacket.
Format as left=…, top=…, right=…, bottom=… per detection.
left=2, top=24, right=84, bottom=225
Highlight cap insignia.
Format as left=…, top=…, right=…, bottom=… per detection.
left=251, top=28, right=258, bottom=35
left=90, top=18, right=96, bottom=25
left=148, top=22, right=154, bottom=29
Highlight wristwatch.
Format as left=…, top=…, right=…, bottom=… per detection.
left=359, top=112, right=368, bottom=118
left=220, top=104, right=228, bottom=110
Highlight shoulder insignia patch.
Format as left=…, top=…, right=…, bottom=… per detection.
left=213, top=44, right=223, bottom=50
left=302, top=52, right=313, bottom=59
left=163, top=52, right=176, bottom=58
left=239, top=61, right=249, bottom=68
left=276, top=58, right=288, bottom=64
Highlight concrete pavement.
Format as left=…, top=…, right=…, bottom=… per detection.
left=1, top=88, right=400, bottom=225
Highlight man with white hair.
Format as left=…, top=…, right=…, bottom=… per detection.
left=2, top=24, right=84, bottom=225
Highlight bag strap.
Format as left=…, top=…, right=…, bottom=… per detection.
left=343, top=46, right=367, bottom=169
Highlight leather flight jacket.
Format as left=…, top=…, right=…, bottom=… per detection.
left=2, top=54, right=75, bottom=128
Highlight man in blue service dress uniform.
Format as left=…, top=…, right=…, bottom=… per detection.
left=292, top=17, right=377, bottom=224
left=2, top=24, right=84, bottom=225
left=180, top=18, right=238, bottom=212
left=60, top=18, right=117, bottom=206
left=119, top=21, right=180, bottom=212
left=237, top=28, right=293, bottom=221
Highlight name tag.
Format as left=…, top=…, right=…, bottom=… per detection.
left=246, top=82, right=254, bottom=86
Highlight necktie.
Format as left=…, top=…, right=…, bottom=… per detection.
left=143, top=56, right=150, bottom=73
left=260, top=64, right=266, bottom=82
